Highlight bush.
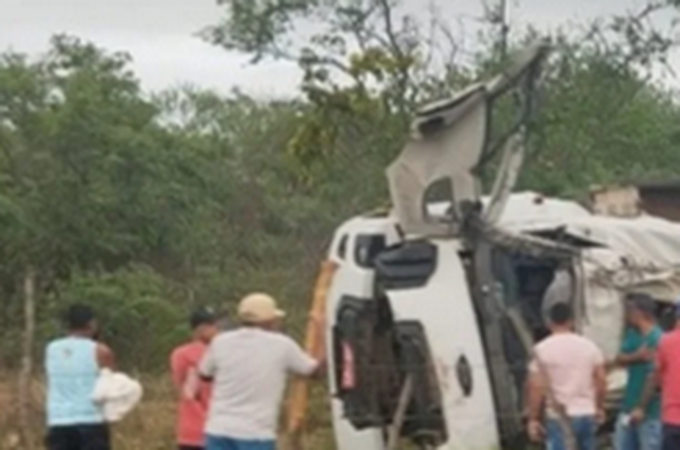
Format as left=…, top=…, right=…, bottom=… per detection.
left=41, top=265, right=187, bottom=372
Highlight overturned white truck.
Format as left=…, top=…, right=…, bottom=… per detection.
left=321, top=44, right=680, bottom=450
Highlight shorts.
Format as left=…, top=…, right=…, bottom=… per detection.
left=46, top=424, right=110, bottom=450
left=614, top=413, right=661, bottom=450
left=662, top=423, right=680, bottom=450
left=205, top=435, right=275, bottom=450
left=545, top=415, right=596, bottom=450
left=179, top=446, right=204, bottom=450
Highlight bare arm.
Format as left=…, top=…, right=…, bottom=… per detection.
left=593, top=362, right=607, bottom=412
left=614, top=347, right=653, bottom=367
left=637, top=345, right=663, bottom=412
left=527, top=370, right=546, bottom=422
left=96, top=343, right=115, bottom=370
left=639, top=366, right=660, bottom=411
left=287, top=336, right=324, bottom=379
left=289, top=313, right=327, bottom=379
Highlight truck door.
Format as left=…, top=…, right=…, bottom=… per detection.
left=375, top=239, right=499, bottom=449
left=327, top=220, right=451, bottom=450
left=325, top=218, right=398, bottom=450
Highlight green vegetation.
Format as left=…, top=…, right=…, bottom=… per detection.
left=2, top=0, right=680, bottom=447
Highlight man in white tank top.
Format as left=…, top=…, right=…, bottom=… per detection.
left=198, top=293, right=324, bottom=450
left=526, top=302, right=606, bottom=450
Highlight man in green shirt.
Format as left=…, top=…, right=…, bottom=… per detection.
left=610, top=294, right=663, bottom=450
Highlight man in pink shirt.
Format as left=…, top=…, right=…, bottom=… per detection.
left=633, top=301, right=680, bottom=450
left=171, top=308, right=220, bottom=450
left=527, top=303, right=607, bottom=450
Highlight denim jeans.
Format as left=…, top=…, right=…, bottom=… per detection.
left=205, top=435, right=275, bottom=450
left=614, top=414, right=661, bottom=450
left=546, top=416, right=596, bottom=450
left=662, top=424, right=680, bottom=450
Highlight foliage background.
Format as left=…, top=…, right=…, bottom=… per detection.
left=1, top=0, right=680, bottom=448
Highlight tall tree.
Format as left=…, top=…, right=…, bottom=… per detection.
left=205, top=0, right=680, bottom=197
left=0, top=36, right=219, bottom=435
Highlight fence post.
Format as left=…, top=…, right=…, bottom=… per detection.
left=19, top=266, right=36, bottom=447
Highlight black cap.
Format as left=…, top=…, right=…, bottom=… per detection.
left=190, top=307, right=217, bottom=329
left=626, top=293, right=657, bottom=316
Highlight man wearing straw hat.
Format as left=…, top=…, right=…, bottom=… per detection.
left=199, top=293, right=324, bottom=450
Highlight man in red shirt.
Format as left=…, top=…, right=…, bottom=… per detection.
left=171, top=308, right=220, bottom=450
left=633, top=300, right=680, bottom=450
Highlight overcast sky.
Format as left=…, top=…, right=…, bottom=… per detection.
left=1, top=0, right=678, bottom=97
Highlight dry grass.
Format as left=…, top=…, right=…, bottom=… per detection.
left=0, top=374, right=335, bottom=450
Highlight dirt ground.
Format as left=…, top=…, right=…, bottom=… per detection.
left=0, top=374, right=334, bottom=450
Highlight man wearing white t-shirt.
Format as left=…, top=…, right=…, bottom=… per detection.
left=199, top=293, right=324, bottom=450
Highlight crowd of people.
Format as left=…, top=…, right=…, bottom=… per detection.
left=41, top=290, right=678, bottom=450
left=527, top=295, right=680, bottom=450
left=43, top=292, right=324, bottom=450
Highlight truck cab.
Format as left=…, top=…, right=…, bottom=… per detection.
left=322, top=44, right=567, bottom=450
left=324, top=196, right=591, bottom=449
left=319, top=41, right=680, bottom=450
